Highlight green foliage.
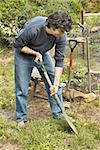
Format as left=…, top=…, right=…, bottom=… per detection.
left=75, top=71, right=85, bottom=79
left=82, top=0, right=100, bottom=12
left=0, top=115, right=9, bottom=142
left=0, top=0, right=82, bottom=44
left=0, top=0, right=99, bottom=45
left=60, top=74, right=67, bottom=83
left=0, top=0, right=34, bottom=27
left=67, top=0, right=82, bottom=22
left=97, top=83, right=100, bottom=91
left=0, top=0, right=35, bottom=44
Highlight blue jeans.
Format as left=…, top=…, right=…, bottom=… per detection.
left=14, top=48, right=64, bottom=122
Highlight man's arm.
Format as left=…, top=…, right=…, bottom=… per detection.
left=50, top=34, right=66, bottom=96
left=54, top=67, right=63, bottom=87
left=21, top=46, right=42, bottom=63
left=50, top=67, right=63, bottom=96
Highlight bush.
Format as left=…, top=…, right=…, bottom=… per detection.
left=0, top=0, right=35, bottom=45
left=82, top=0, right=100, bottom=12
left=0, top=0, right=82, bottom=45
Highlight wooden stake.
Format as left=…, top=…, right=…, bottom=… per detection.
left=81, top=10, right=85, bottom=59
left=86, top=37, right=91, bottom=92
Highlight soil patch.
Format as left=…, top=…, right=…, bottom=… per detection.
left=0, top=143, right=23, bottom=150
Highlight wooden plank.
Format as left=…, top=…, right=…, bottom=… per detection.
left=67, top=37, right=86, bottom=43
left=84, top=12, right=100, bottom=17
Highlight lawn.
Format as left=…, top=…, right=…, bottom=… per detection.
left=0, top=49, right=100, bottom=150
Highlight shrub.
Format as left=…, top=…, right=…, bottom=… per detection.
left=0, top=0, right=34, bottom=44
left=0, top=0, right=82, bottom=45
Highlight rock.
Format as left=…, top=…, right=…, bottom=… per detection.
left=83, top=93, right=97, bottom=102
left=62, top=87, right=97, bottom=102
left=90, top=26, right=100, bottom=33
left=64, top=101, right=71, bottom=109
left=31, top=67, right=41, bottom=78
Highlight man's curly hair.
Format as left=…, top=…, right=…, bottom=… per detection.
left=46, top=11, right=72, bottom=32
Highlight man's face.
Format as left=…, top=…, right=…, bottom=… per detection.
left=50, top=28, right=65, bottom=36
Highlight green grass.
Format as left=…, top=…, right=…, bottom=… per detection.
left=0, top=115, right=100, bottom=150
left=0, top=52, right=15, bottom=109
left=0, top=48, right=100, bottom=150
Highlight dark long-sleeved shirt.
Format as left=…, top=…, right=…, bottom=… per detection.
left=14, top=16, right=67, bottom=67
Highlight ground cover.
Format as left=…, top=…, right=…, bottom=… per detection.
left=0, top=48, right=100, bottom=150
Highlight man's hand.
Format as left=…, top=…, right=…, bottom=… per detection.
left=50, top=85, right=58, bottom=96
left=35, top=52, right=42, bottom=63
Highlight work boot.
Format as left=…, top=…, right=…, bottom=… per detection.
left=53, top=113, right=64, bottom=119
left=17, top=120, right=25, bottom=128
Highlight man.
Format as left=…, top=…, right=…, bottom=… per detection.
left=13, top=11, right=72, bottom=128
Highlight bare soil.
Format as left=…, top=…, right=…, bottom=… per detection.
left=1, top=81, right=100, bottom=124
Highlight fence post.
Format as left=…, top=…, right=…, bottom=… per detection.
left=86, top=35, right=91, bottom=92
left=81, top=10, right=85, bottom=59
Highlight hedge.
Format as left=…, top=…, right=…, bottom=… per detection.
left=0, top=0, right=82, bottom=45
